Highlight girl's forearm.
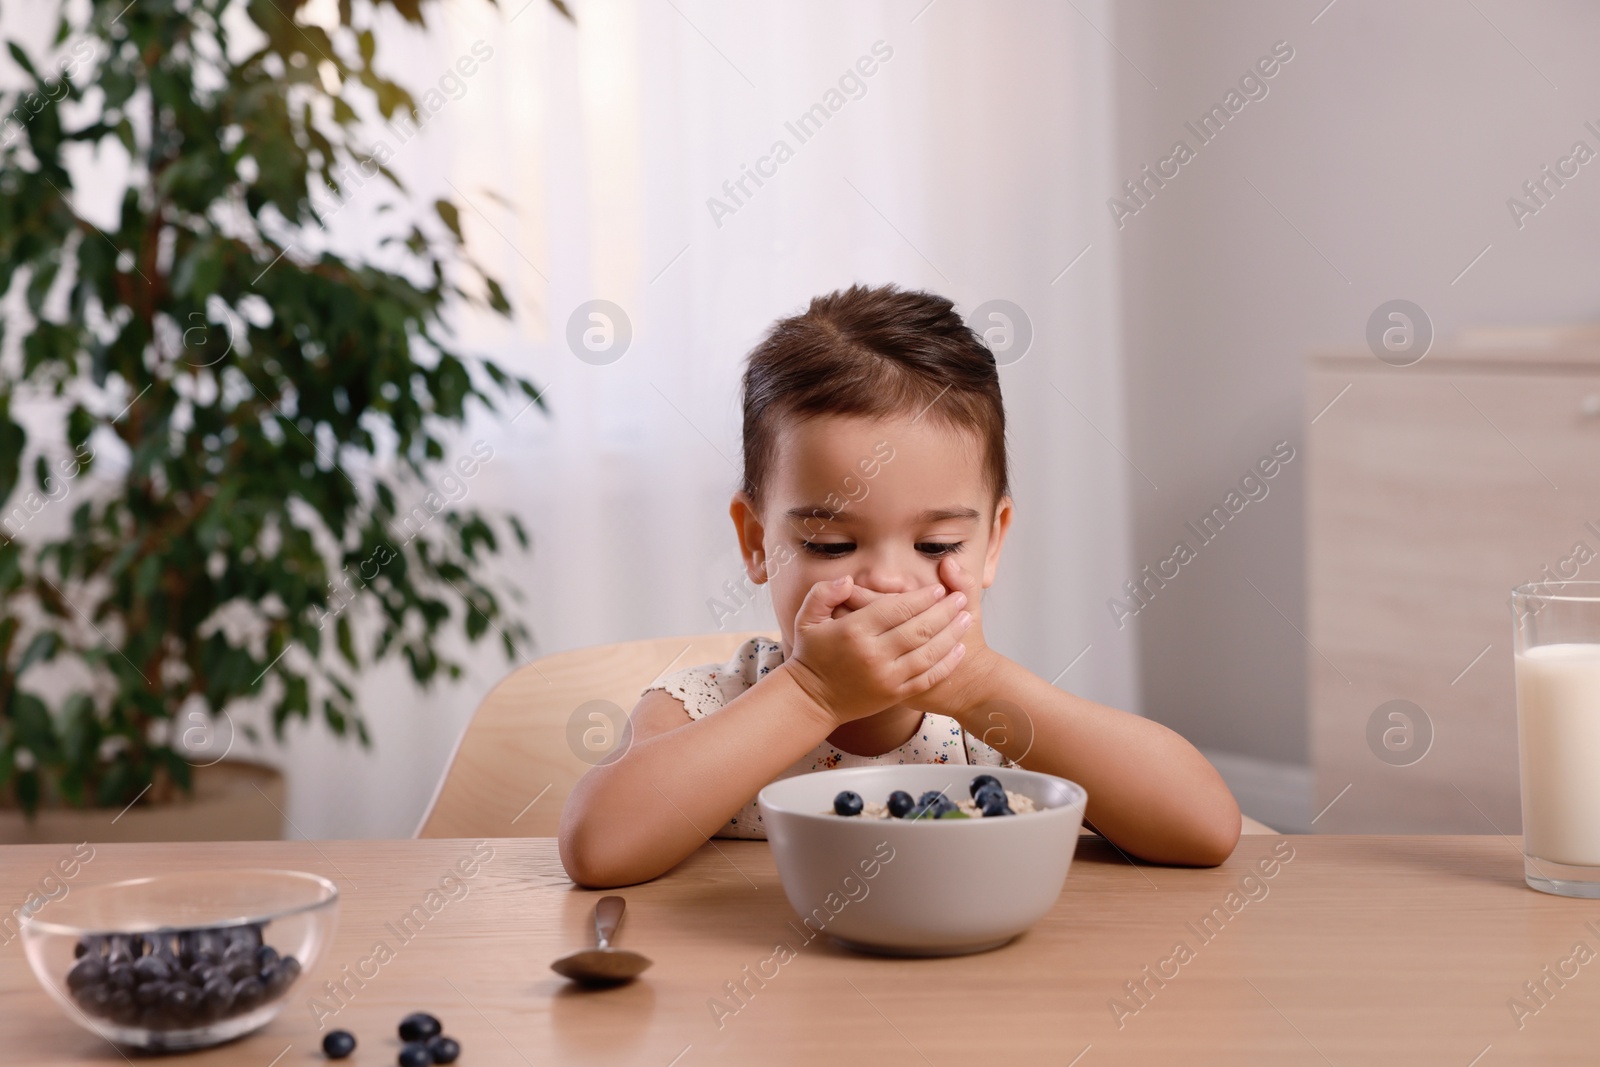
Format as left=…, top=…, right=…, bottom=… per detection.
left=967, top=655, right=1241, bottom=866
left=559, top=664, right=836, bottom=887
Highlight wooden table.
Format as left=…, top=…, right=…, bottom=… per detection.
left=3, top=835, right=1598, bottom=1064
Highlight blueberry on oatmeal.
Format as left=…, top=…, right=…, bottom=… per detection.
left=821, top=783, right=1038, bottom=819
left=970, top=774, right=1002, bottom=798
left=911, top=793, right=957, bottom=819
left=974, top=782, right=1006, bottom=808
left=980, top=791, right=1013, bottom=817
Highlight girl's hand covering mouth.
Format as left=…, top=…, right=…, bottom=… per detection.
left=829, top=557, right=998, bottom=721
left=785, top=574, right=972, bottom=726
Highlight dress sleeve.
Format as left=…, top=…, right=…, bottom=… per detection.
left=639, top=667, right=721, bottom=720
left=638, top=636, right=777, bottom=720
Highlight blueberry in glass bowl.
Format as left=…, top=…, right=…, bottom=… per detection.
left=21, top=868, right=338, bottom=1051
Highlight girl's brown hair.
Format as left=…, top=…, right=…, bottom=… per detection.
left=739, top=282, right=1010, bottom=515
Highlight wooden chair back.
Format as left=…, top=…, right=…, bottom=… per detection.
left=416, top=631, right=770, bottom=838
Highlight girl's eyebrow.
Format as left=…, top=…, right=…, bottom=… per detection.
left=783, top=505, right=980, bottom=525
left=910, top=506, right=982, bottom=523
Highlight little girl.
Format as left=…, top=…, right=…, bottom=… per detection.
left=559, top=283, right=1241, bottom=888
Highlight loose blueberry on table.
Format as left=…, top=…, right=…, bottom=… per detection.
left=64, top=923, right=301, bottom=1030
left=427, top=1034, right=462, bottom=1063
left=322, top=1029, right=357, bottom=1058
left=318, top=1014, right=461, bottom=1063
left=399, top=1010, right=442, bottom=1042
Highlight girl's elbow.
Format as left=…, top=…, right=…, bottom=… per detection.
left=1189, top=799, right=1243, bottom=867
left=1191, top=824, right=1240, bottom=867
left=559, top=815, right=665, bottom=888
left=560, top=830, right=634, bottom=888
left=558, top=800, right=614, bottom=887
left=559, top=835, right=609, bottom=888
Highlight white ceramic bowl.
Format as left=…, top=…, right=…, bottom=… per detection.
left=758, top=765, right=1088, bottom=956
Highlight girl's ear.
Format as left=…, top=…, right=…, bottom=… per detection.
left=981, top=495, right=1014, bottom=589
left=729, top=491, right=769, bottom=584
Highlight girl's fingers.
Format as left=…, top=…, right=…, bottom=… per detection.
left=895, top=603, right=971, bottom=677
left=901, top=638, right=966, bottom=697
left=844, top=585, right=887, bottom=612
left=796, top=575, right=855, bottom=629
left=882, top=584, right=967, bottom=656
left=941, top=558, right=981, bottom=610
left=833, top=585, right=884, bottom=619
left=858, top=581, right=944, bottom=638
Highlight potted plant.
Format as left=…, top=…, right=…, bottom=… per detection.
left=0, top=0, right=569, bottom=840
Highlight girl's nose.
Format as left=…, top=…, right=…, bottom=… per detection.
left=852, top=563, right=924, bottom=597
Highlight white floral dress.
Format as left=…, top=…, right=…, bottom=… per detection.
left=641, top=635, right=1009, bottom=840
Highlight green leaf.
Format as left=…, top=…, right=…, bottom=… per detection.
left=322, top=697, right=347, bottom=736
left=15, top=770, right=40, bottom=815
left=13, top=692, right=62, bottom=762
left=97, top=760, right=138, bottom=809
left=7, top=42, right=39, bottom=79
left=0, top=397, right=28, bottom=506
left=485, top=276, right=510, bottom=315
left=16, top=631, right=60, bottom=674
left=60, top=693, right=101, bottom=765
left=160, top=748, right=193, bottom=793
left=434, top=199, right=462, bottom=242
left=336, top=613, right=357, bottom=667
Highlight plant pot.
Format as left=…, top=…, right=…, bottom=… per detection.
left=0, top=759, right=285, bottom=844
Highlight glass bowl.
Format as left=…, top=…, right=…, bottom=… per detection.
left=20, top=868, right=338, bottom=1051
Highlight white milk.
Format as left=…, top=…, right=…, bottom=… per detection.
left=1517, top=643, right=1600, bottom=866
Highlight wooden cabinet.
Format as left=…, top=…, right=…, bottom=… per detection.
left=1307, top=346, right=1600, bottom=832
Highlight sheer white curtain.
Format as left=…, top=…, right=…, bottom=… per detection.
left=275, top=0, right=1140, bottom=837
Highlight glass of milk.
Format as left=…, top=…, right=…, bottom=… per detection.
left=1513, top=581, right=1600, bottom=897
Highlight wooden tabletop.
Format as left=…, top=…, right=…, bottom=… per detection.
left=2, top=835, right=1595, bottom=1065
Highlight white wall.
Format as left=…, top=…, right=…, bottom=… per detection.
left=1110, top=0, right=1600, bottom=824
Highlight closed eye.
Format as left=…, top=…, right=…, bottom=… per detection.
left=799, top=541, right=853, bottom=558
left=799, top=541, right=964, bottom=558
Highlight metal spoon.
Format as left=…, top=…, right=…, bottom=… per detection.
left=551, top=895, right=653, bottom=985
